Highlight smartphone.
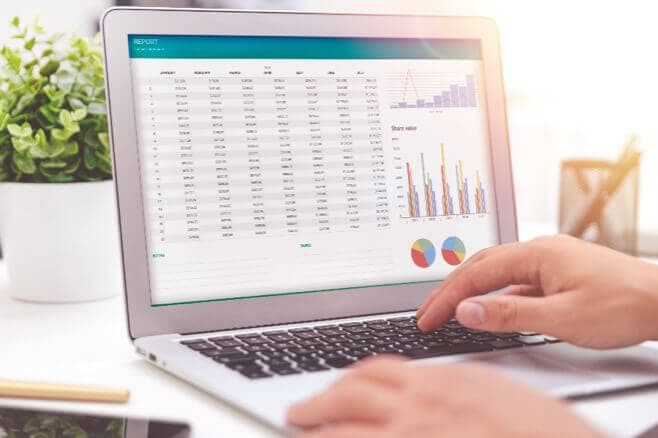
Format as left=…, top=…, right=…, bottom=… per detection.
left=0, top=406, right=190, bottom=438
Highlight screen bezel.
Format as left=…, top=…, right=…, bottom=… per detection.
left=101, top=8, right=518, bottom=339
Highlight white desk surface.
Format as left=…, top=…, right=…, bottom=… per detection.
left=1, top=224, right=657, bottom=437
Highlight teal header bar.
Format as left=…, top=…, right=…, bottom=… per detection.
left=128, top=35, right=481, bottom=60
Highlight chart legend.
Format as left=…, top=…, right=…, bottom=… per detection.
left=411, top=238, right=437, bottom=268
left=441, top=236, right=466, bottom=266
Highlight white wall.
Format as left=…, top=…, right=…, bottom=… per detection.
left=3, top=0, right=657, bottom=232
left=0, top=0, right=111, bottom=39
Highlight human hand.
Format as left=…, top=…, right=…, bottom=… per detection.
left=417, top=235, right=658, bottom=348
left=287, top=357, right=602, bottom=438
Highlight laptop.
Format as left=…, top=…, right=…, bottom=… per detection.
left=102, top=7, right=658, bottom=432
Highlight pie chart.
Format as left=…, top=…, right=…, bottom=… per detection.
left=441, top=236, right=466, bottom=266
left=411, top=238, right=436, bottom=268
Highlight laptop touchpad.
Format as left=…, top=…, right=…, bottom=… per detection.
left=473, top=349, right=610, bottom=390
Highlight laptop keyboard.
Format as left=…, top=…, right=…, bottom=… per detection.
left=178, top=316, right=559, bottom=379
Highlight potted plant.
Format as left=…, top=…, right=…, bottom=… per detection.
left=0, top=17, right=121, bottom=302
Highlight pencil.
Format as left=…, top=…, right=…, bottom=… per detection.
left=0, top=379, right=130, bottom=403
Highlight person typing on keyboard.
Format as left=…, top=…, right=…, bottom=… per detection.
left=287, top=235, right=658, bottom=438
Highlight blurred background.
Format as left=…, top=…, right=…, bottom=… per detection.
left=3, top=0, right=658, bottom=251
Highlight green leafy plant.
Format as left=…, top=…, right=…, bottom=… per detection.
left=0, top=17, right=111, bottom=182
left=0, top=408, right=123, bottom=438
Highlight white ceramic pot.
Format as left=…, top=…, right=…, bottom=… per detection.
left=0, top=181, right=122, bottom=302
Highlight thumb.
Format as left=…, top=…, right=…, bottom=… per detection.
left=455, top=295, right=552, bottom=333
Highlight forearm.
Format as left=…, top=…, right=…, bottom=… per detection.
left=633, top=261, right=658, bottom=341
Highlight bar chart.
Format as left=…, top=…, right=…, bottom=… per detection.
left=403, top=143, right=487, bottom=218
left=388, top=69, right=478, bottom=109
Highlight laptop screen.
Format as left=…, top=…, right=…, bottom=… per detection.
left=127, top=35, right=499, bottom=307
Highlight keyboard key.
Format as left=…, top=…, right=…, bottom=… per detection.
left=339, top=322, right=364, bottom=327
left=289, top=327, right=313, bottom=333
left=388, top=316, right=413, bottom=322
left=543, top=335, right=561, bottom=343
left=299, top=363, right=330, bottom=372
left=270, top=367, right=301, bottom=376
left=349, top=351, right=374, bottom=360
left=211, top=348, right=246, bottom=358
left=346, top=333, right=375, bottom=341
left=518, top=335, right=547, bottom=346
left=366, top=324, right=390, bottom=331
left=364, top=319, right=388, bottom=326
left=487, top=339, right=523, bottom=349
left=287, top=347, right=316, bottom=356
left=242, top=337, right=269, bottom=345
left=211, top=338, right=243, bottom=348
left=371, top=346, right=400, bottom=354
left=440, top=331, right=463, bottom=338
left=186, top=342, right=216, bottom=351
left=266, top=334, right=296, bottom=342
left=398, top=328, right=421, bottom=335
left=391, top=320, right=418, bottom=328
left=200, top=349, right=226, bottom=357
left=446, top=338, right=470, bottom=345
left=325, top=357, right=356, bottom=368
left=314, top=324, right=337, bottom=330
left=265, top=359, right=291, bottom=368
left=236, top=333, right=263, bottom=339
left=494, top=332, right=521, bottom=338
left=403, top=343, right=492, bottom=359
left=341, top=339, right=370, bottom=348
left=296, top=339, right=326, bottom=347
left=293, top=331, right=322, bottom=340
left=317, top=328, right=343, bottom=337
left=214, top=354, right=260, bottom=365
left=258, top=351, right=290, bottom=362
left=226, top=362, right=263, bottom=372
left=240, top=370, right=272, bottom=379
left=180, top=339, right=205, bottom=345
left=341, top=326, right=370, bottom=334
left=470, top=333, right=496, bottom=341
left=372, top=331, right=397, bottom=338
left=320, top=343, right=344, bottom=353
left=423, top=340, right=449, bottom=348
left=296, top=355, right=321, bottom=364
left=321, top=352, right=348, bottom=361
left=344, top=345, right=371, bottom=354
left=242, top=344, right=271, bottom=353
left=271, top=342, right=298, bottom=350
left=262, top=330, right=286, bottom=336
left=397, top=342, right=424, bottom=352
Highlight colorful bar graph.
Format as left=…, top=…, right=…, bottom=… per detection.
left=404, top=143, right=487, bottom=218
left=391, top=70, right=478, bottom=110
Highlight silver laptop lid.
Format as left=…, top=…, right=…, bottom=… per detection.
left=102, top=8, right=517, bottom=338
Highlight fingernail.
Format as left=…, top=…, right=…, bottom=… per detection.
left=457, top=301, right=485, bottom=326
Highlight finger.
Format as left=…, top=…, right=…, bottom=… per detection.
left=349, top=355, right=408, bottom=387
left=505, top=284, right=543, bottom=297
left=287, top=380, right=397, bottom=427
left=300, top=424, right=381, bottom=438
left=455, top=293, right=570, bottom=333
left=416, top=247, right=493, bottom=319
left=417, top=242, right=541, bottom=331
